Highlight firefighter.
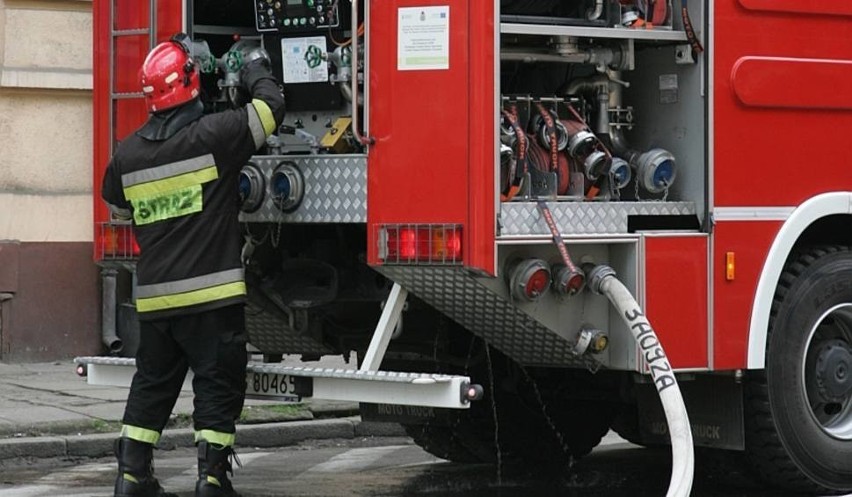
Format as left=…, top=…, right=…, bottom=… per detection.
left=101, top=33, right=285, bottom=497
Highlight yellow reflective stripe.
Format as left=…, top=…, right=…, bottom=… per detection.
left=121, top=425, right=160, bottom=445
left=123, top=473, right=140, bottom=484
left=124, top=166, right=218, bottom=201
left=207, top=476, right=221, bottom=487
left=251, top=99, right=276, bottom=136
left=195, top=429, right=236, bottom=447
left=136, top=281, right=247, bottom=313
left=246, top=104, right=267, bottom=149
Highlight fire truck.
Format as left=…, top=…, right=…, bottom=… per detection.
left=80, top=0, right=852, bottom=494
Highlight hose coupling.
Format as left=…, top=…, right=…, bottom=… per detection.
left=586, top=264, right=617, bottom=295
left=574, top=327, right=610, bottom=355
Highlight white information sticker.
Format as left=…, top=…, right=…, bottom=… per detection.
left=397, top=6, right=450, bottom=71
left=281, top=36, right=329, bottom=84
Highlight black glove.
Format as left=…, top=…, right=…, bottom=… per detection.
left=239, top=49, right=274, bottom=94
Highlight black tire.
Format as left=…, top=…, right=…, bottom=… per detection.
left=481, top=357, right=614, bottom=463
left=745, top=246, right=852, bottom=494
left=388, top=345, right=613, bottom=467
left=402, top=392, right=612, bottom=466
left=609, top=404, right=648, bottom=447
left=402, top=422, right=495, bottom=464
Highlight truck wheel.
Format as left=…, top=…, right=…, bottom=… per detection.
left=402, top=391, right=610, bottom=466
left=745, top=246, right=852, bottom=494
left=390, top=359, right=611, bottom=465
left=403, top=422, right=495, bottom=464
left=492, top=365, right=614, bottom=462
left=609, top=404, right=648, bottom=447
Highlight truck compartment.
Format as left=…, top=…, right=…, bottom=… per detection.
left=177, top=0, right=710, bottom=372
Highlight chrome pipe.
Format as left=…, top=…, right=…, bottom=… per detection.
left=101, top=269, right=124, bottom=354
left=350, top=0, right=373, bottom=145
left=586, top=0, right=605, bottom=21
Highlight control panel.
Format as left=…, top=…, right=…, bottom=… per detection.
left=254, top=0, right=340, bottom=32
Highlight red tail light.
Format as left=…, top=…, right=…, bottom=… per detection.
left=97, top=222, right=140, bottom=260
left=395, top=227, right=417, bottom=260
left=380, top=224, right=463, bottom=264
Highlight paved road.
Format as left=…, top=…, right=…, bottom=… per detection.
left=0, top=436, right=844, bottom=497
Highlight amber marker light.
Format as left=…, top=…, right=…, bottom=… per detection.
left=726, top=252, right=735, bottom=281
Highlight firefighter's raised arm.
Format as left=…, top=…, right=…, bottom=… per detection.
left=198, top=48, right=285, bottom=164
left=240, top=48, right=286, bottom=146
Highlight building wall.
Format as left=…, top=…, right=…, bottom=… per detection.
left=0, top=0, right=101, bottom=361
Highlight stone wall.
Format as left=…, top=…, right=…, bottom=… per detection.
left=0, top=0, right=100, bottom=362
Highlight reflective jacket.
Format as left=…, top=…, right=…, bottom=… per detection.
left=102, top=79, right=285, bottom=321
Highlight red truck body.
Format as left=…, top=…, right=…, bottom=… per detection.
left=90, top=1, right=852, bottom=492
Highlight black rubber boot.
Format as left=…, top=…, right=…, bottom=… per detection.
left=114, top=437, right=177, bottom=497
left=195, top=441, right=242, bottom=497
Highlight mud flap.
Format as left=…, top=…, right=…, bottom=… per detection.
left=360, top=402, right=446, bottom=425
left=637, top=374, right=744, bottom=450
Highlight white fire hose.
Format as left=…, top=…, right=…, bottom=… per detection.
left=587, top=264, right=694, bottom=497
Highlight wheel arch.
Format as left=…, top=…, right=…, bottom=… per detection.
left=747, top=192, right=852, bottom=369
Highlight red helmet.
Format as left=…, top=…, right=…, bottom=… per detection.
left=139, top=34, right=200, bottom=113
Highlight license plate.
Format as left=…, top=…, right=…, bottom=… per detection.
left=246, top=372, right=302, bottom=402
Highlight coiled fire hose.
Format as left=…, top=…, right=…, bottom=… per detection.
left=535, top=103, right=559, bottom=174
left=501, top=106, right=527, bottom=202
left=566, top=104, right=613, bottom=199
left=587, top=264, right=695, bottom=497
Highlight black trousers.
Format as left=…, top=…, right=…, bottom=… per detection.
left=122, top=304, right=248, bottom=436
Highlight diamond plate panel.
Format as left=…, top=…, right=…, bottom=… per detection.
left=239, top=155, right=367, bottom=224
left=244, top=300, right=333, bottom=356
left=76, top=356, right=464, bottom=383
left=500, top=201, right=697, bottom=236
left=250, top=364, right=462, bottom=383
left=378, top=267, right=588, bottom=368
